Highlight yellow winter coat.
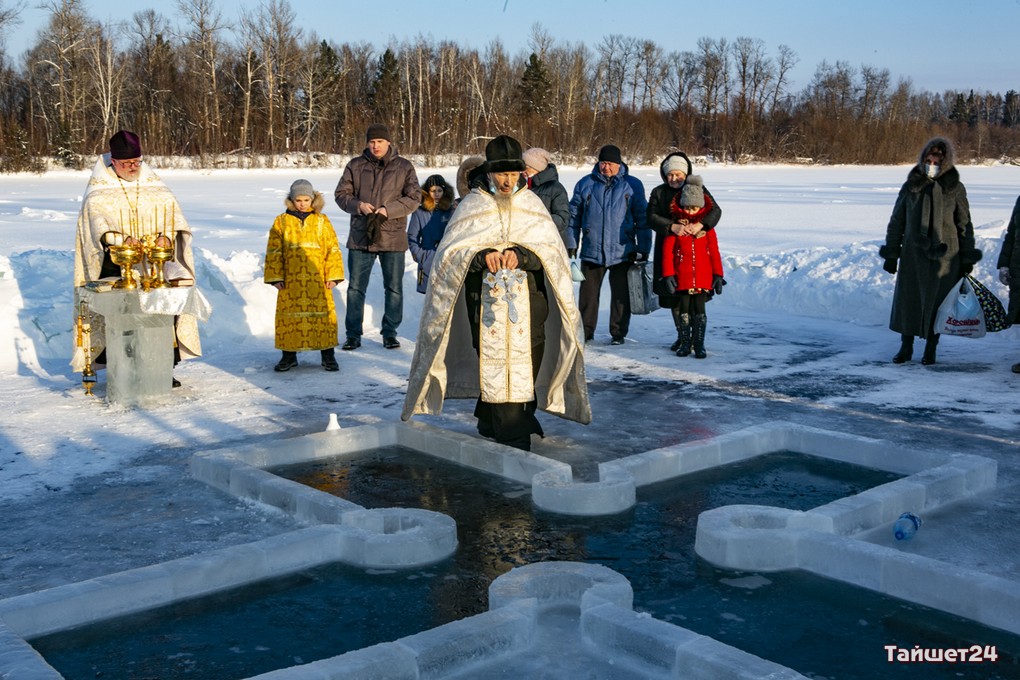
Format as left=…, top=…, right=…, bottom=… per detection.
left=264, top=193, right=344, bottom=351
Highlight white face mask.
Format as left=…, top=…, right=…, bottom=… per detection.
left=925, top=163, right=940, bottom=178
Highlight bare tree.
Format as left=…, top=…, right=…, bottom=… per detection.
left=29, top=0, right=102, bottom=160
left=239, top=0, right=301, bottom=152
left=769, top=44, right=798, bottom=114
left=176, top=0, right=228, bottom=153
left=85, top=21, right=126, bottom=145
left=696, top=37, right=729, bottom=121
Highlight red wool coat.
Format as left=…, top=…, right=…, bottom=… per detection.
left=661, top=195, right=724, bottom=292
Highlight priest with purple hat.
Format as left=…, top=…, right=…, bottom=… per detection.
left=72, top=130, right=202, bottom=388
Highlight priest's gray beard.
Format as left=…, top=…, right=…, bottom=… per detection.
left=493, top=191, right=513, bottom=211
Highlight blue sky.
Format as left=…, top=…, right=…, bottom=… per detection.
left=5, top=0, right=1018, bottom=93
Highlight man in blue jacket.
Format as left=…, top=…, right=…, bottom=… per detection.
left=569, top=144, right=650, bottom=344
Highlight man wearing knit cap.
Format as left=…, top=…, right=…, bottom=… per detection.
left=72, top=129, right=202, bottom=390
left=404, top=135, right=590, bottom=452
left=334, top=123, right=420, bottom=350
left=522, top=147, right=570, bottom=248
left=568, top=144, right=650, bottom=344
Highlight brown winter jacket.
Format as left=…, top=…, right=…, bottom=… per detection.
left=334, top=146, right=420, bottom=252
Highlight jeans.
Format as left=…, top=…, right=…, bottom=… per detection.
left=344, top=249, right=404, bottom=339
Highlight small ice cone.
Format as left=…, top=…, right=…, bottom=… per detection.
left=325, top=413, right=341, bottom=431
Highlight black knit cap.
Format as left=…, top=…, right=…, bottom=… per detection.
left=597, top=144, right=623, bottom=165
left=109, top=130, right=142, bottom=159
left=422, top=174, right=449, bottom=191
left=483, top=135, right=526, bottom=173
left=365, top=124, right=391, bottom=143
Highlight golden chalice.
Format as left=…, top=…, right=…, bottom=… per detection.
left=146, top=244, right=175, bottom=289
left=109, top=243, right=142, bottom=289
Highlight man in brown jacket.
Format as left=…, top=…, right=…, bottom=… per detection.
left=334, top=124, right=420, bottom=349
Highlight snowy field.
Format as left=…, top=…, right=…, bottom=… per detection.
left=1, top=160, right=1019, bottom=606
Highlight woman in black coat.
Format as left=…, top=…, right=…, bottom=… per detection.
left=880, top=137, right=981, bottom=365
left=646, top=152, right=722, bottom=351
left=523, top=147, right=571, bottom=249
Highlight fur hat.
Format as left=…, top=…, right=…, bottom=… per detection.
left=597, top=144, right=623, bottom=165
left=522, top=147, right=551, bottom=174
left=918, top=136, right=955, bottom=171
left=365, top=124, right=391, bottom=143
left=109, top=130, right=142, bottom=159
left=679, top=175, right=705, bottom=208
left=288, top=179, right=315, bottom=201
left=484, top=135, right=526, bottom=173
left=456, top=155, right=486, bottom=198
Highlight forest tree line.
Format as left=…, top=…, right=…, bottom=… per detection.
left=1, top=0, right=1019, bottom=172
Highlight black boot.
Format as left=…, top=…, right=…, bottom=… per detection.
left=274, top=351, right=298, bottom=372
left=320, top=348, right=339, bottom=372
left=692, top=314, right=708, bottom=359
left=892, top=334, right=913, bottom=363
left=670, top=307, right=684, bottom=352
left=921, top=334, right=939, bottom=365
left=675, top=313, right=692, bottom=357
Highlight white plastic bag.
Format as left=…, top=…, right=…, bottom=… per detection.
left=934, top=277, right=986, bottom=338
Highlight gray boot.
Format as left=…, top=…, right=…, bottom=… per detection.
left=675, top=313, right=692, bottom=357
left=692, top=314, right=708, bottom=359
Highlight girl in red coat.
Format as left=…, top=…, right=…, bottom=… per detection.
left=660, top=175, right=725, bottom=358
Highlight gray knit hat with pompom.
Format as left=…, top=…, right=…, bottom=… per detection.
left=679, top=175, right=704, bottom=208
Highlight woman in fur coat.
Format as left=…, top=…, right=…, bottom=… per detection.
left=880, top=137, right=981, bottom=365
left=407, top=174, right=456, bottom=293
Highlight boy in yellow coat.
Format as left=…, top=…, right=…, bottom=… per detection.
left=265, top=179, right=345, bottom=371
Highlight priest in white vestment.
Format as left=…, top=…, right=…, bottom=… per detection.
left=72, top=130, right=201, bottom=387
left=402, top=135, right=590, bottom=450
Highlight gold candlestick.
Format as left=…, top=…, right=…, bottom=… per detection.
left=77, top=299, right=97, bottom=396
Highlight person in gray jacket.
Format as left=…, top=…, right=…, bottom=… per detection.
left=334, top=124, right=420, bottom=350
left=880, top=137, right=981, bottom=365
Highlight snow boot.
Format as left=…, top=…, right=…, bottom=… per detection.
left=921, top=334, right=940, bottom=365
left=320, top=348, right=339, bottom=372
left=274, top=351, right=298, bottom=372
left=669, top=307, right=684, bottom=352
left=692, top=314, right=708, bottom=359
left=675, top=313, right=692, bottom=357
left=892, top=334, right=913, bottom=363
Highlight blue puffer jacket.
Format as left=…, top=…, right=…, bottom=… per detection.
left=568, top=162, right=650, bottom=266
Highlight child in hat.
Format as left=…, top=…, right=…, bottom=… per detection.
left=659, top=175, right=725, bottom=358
left=265, top=179, right=345, bottom=371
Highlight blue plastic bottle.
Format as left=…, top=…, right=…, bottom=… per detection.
left=893, top=512, right=922, bottom=540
